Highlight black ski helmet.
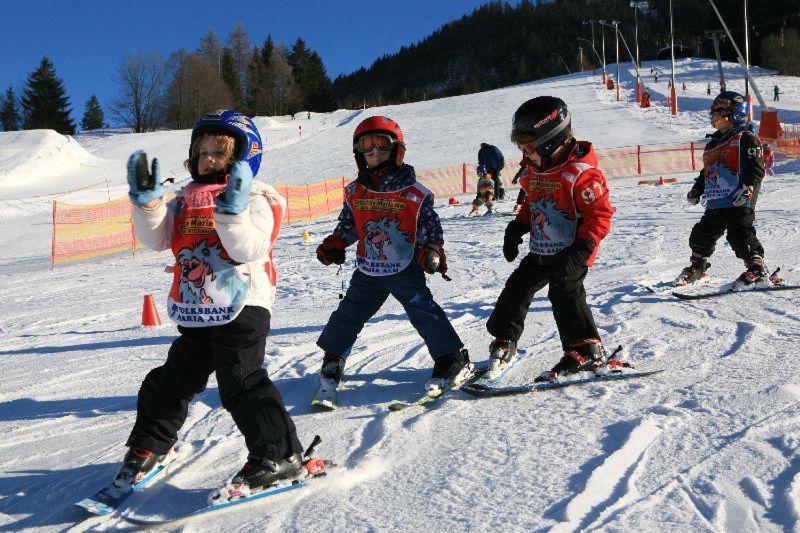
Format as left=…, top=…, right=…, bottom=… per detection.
left=511, top=96, right=572, bottom=161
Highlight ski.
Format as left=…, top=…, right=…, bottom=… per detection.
left=672, top=284, right=800, bottom=300
left=639, top=276, right=716, bottom=295
left=387, top=362, right=489, bottom=412
left=311, top=385, right=340, bottom=411
left=461, top=368, right=664, bottom=397
left=479, top=347, right=528, bottom=385
left=76, top=450, right=176, bottom=516
left=121, top=461, right=335, bottom=526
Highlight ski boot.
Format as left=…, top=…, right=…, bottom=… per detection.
left=534, top=339, right=606, bottom=383
left=114, top=447, right=170, bottom=489
left=426, top=349, right=473, bottom=393
left=674, top=255, right=710, bottom=286
left=318, top=353, right=345, bottom=394
left=487, top=339, right=517, bottom=380
left=468, top=206, right=479, bottom=217
left=208, top=436, right=333, bottom=505
left=735, top=256, right=768, bottom=286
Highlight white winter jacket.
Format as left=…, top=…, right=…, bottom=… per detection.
left=132, top=181, right=286, bottom=313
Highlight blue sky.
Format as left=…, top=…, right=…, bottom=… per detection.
left=1, top=0, right=503, bottom=128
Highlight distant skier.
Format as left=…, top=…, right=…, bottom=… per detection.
left=676, top=92, right=768, bottom=289
left=121, top=111, right=316, bottom=504
left=486, top=96, right=616, bottom=382
left=469, top=164, right=495, bottom=216
left=774, top=85, right=780, bottom=101
left=478, top=142, right=506, bottom=200
left=314, top=116, right=470, bottom=400
left=707, top=83, right=712, bottom=96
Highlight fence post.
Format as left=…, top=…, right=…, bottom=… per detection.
left=637, top=145, right=642, bottom=175
left=462, top=163, right=467, bottom=194
left=130, top=202, right=137, bottom=258
left=51, top=200, right=57, bottom=270
left=284, top=184, right=290, bottom=222
left=323, top=179, right=331, bottom=214
left=306, top=183, right=312, bottom=222
left=690, top=142, right=696, bottom=171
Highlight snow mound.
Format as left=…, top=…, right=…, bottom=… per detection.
left=0, top=129, right=97, bottom=187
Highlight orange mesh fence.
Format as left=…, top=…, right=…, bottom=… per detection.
left=52, top=196, right=138, bottom=266
left=776, top=123, right=800, bottom=156
left=417, top=164, right=467, bottom=197
left=53, top=140, right=774, bottom=267
left=276, top=177, right=346, bottom=223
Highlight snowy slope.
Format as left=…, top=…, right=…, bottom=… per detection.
left=2, top=58, right=800, bottom=531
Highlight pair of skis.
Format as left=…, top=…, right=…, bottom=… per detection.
left=643, top=268, right=800, bottom=300
left=314, top=346, right=661, bottom=409
left=76, top=436, right=333, bottom=525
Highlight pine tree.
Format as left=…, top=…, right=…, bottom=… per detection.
left=227, top=23, right=252, bottom=95
left=81, top=95, right=104, bottom=131
left=198, top=29, right=223, bottom=74
left=220, top=47, right=244, bottom=110
left=289, top=39, right=336, bottom=112
left=21, top=57, right=76, bottom=134
left=1, top=85, right=21, bottom=132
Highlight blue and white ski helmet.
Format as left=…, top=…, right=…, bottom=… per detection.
left=711, top=91, right=749, bottom=126
left=189, top=110, right=263, bottom=177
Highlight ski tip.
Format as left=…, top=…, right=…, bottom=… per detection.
left=387, top=402, right=413, bottom=411
left=311, top=400, right=337, bottom=411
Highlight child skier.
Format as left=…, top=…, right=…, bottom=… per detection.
left=485, top=96, right=615, bottom=382
left=314, top=115, right=469, bottom=400
left=478, top=143, right=506, bottom=200
left=676, top=91, right=767, bottom=288
left=121, top=110, right=315, bottom=504
left=469, top=164, right=495, bottom=216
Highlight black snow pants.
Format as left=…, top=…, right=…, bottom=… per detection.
left=126, top=306, right=303, bottom=462
left=486, top=253, right=600, bottom=350
left=689, top=206, right=764, bottom=260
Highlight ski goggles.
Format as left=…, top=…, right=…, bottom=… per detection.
left=514, top=138, right=538, bottom=154
left=354, top=134, right=395, bottom=153
left=710, top=106, right=728, bottom=115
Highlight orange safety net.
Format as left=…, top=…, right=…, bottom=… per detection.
left=52, top=196, right=138, bottom=265
left=417, top=164, right=466, bottom=197
left=776, top=123, right=800, bottom=156
left=276, top=177, right=346, bottom=223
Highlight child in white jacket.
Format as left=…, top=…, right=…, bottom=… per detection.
left=119, top=110, right=315, bottom=504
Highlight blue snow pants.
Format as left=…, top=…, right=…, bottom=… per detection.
left=316, top=264, right=463, bottom=360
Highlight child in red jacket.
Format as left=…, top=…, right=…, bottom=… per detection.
left=486, top=96, right=616, bottom=382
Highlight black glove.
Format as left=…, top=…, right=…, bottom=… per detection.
left=418, top=242, right=447, bottom=275
left=316, top=235, right=346, bottom=265
left=503, top=220, right=529, bottom=262
left=551, top=239, right=595, bottom=279
left=687, top=188, right=701, bottom=205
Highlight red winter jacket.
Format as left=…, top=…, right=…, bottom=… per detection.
left=515, top=141, right=614, bottom=266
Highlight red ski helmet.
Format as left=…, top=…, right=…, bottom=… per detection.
left=352, top=116, right=406, bottom=173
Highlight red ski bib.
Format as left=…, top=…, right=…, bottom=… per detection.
left=345, top=182, right=428, bottom=276
left=520, top=162, right=594, bottom=255
left=166, top=182, right=283, bottom=327
left=701, top=132, right=742, bottom=203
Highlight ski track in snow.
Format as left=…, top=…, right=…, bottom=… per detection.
left=2, top=58, right=800, bottom=530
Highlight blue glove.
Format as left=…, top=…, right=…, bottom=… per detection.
left=127, top=150, right=164, bottom=207
left=215, top=161, right=253, bottom=214
left=731, top=185, right=753, bottom=207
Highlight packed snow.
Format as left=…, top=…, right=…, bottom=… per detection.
left=1, top=58, right=800, bottom=531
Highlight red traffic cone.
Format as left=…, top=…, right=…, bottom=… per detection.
left=141, top=294, right=162, bottom=327
left=449, top=197, right=458, bottom=205
left=658, top=176, right=665, bottom=185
